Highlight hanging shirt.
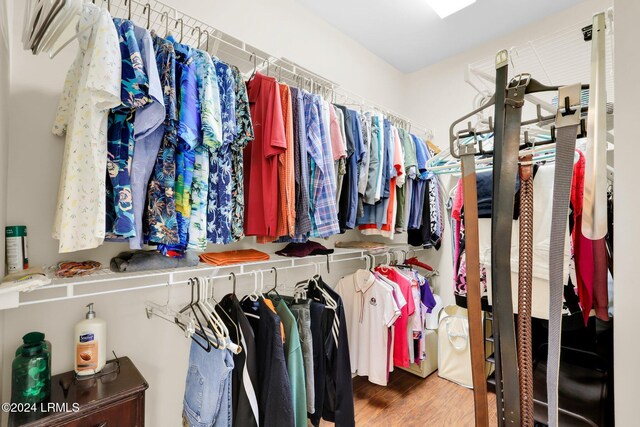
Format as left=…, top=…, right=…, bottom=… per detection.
left=187, top=50, right=222, bottom=251
left=145, top=34, right=179, bottom=246
left=336, top=270, right=400, bottom=386
left=106, top=18, right=152, bottom=239
left=357, top=112, right=371, bottom=216
left=347, top=110, right=365, bottom=228
left=157, top=36, right=198, bottom=256
left=264, top=84, right=296, bottom=241
left=52, top=3, right=121, bottom=253
left=129, top=24, right=164, bottom=249
left=375, top=265, right=415, bottom=368
left=306, top=93, right=340, bottom=238
left=245, top=73, right=286, bottom=237
left=335, top=105, right=353, bottom=232
left=275, top=300, right=308, bottom=427
left=362, top=112, right=379, bottom=206
left=241, top=298, right=295, bottom=427
left=332, top=106, right=348, bottom=207
left=207, top=57, right=237, bottom=244
left=290, top=87, right=312, bottom=239
left=230, top=66, right=255, bottom=242
left=216, top=294, right=259, bottom=427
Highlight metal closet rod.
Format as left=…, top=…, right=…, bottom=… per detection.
left=104, top=0, right=433, bottom=138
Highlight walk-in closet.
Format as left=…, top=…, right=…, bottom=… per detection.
left=0, top=0, right=635, bottom=426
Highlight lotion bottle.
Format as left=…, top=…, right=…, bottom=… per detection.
left=74, top=303, right=106, bottom=376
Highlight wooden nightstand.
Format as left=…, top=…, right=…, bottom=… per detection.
left=10, top=356, right=148, bottom=427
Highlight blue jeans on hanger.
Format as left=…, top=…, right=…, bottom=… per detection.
left=183, top=336, right=234, bottom=427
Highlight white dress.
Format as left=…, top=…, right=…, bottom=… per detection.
left=52, top=3, right=121, bottom=253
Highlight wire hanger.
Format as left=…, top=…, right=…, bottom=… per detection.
left=228, top=272, right=236, bottom=295
left=192, top=26, right=201, bottom=49
left=202, top=30, right=209, bottom=52
left=125, top=0, right=132, bottom=20
left=248, top=52, right=257, bottom=81
left=161, top=12, right=169, bottom=37
left=143, top=3, right=151, bottom=29
left=175, top=18, right=183, bottom=43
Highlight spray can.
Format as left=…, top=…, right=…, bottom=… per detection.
left=6, top=226, right=28, bottom=273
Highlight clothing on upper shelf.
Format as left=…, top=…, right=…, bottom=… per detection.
left=275, top=241, right=334, bottom=257
left=199, top=249, right=269, bottom=266
left=50, top=7, right=442, bottom=255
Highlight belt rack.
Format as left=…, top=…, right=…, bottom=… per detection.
left=449, top=30, right=601, bottom=423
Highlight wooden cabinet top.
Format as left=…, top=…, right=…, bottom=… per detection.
left=10, top=356, right=148, bottom=427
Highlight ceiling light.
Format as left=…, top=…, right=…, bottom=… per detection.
left=425, top=0, right=476, bottom=19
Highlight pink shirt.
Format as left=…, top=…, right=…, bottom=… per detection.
left=375, top=265, right=415, bottom=368
left=329, top=103, right=347, bottom=160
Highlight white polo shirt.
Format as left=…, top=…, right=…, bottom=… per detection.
left=336, top=269, right=400, bottom=386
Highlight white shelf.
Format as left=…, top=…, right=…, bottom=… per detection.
left=0, top=246, right=424, bottom=310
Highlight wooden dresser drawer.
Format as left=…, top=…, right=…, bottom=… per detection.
left=59, top=395, right=142, bottom=427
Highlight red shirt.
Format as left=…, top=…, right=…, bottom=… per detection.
left=375, top=266, right=415, bottom=368
left=244, top=73, right=286, bottom=236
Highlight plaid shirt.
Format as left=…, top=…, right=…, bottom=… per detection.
left=303, top=93, right=340, bottom=238
left=291, top=87, right=312, bottom=237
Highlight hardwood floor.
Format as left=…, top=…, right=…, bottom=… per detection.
left=321, top=370, right=498, bottom=427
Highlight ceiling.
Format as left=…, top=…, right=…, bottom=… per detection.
left=296, top=0, right=587, bottom=73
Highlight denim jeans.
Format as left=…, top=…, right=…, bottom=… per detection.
left=183, top=336, right=234, bottom=427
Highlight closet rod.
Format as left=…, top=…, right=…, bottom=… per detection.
left=104, top=0, right=433, bottom=138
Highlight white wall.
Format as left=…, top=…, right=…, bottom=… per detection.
left=402, top=0, right=612, bottom=308
left=613, top=0, right=639, bottom=424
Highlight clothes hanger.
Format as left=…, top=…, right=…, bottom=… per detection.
left=248, top=52, right=258, bottom=81
left=28, top=0, right=64, bottom=51
left=143, top=3, right=151, bottom=29
left=160, top=12, right=169, bottom=37
left=192, top=26, right=201, bottom=49
left=193, top=277, right=224, bottom=349
left=48, top=0, right=101, bottom=59
left=228, top=272, right=237, bottom=296
left=124, top=0, right=132, bottom=20
left=266, top=267, right=282, bottom=302
left=37, top=0, right=80, bottom=56
left=202, top=30, right=209, bottom=52
left=175, top=18, right=184, bottom=43
left=181, top=279, right=213, bottom=352
left=200, top=276, right=230, bottom=349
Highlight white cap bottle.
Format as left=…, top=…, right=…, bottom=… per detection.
left=74, top=303, right=107, bottom=376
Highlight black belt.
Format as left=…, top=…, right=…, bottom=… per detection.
left=491, top=66, right=526, bottom=426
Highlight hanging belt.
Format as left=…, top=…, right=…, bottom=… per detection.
left=460, top=140, right=489, bottom=427
left=490, top=51, right=508, bottom=427
left=492, top=70, right=528, bottom=427
left=547, top=84, right=581, bottom=427
left=583, top=12, right=608, bottom=239
left=517, top=154, right=534, bottom=427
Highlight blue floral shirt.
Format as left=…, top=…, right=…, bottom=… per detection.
left=145, top=33, right=179, bottom=245
left=206, top=57, right=236, bottom=244
left=106, top=18, right=151, bottom=238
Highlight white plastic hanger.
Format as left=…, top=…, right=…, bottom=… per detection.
left=48, top=1, right=102, bottom=59
left=37, top=0, right=81, bottom=56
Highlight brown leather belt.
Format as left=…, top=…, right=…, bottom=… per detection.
left=517, top=155, right=535, bottom=427
left=460, top=143, right=489, bottom=427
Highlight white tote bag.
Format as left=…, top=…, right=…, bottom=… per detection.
left=437, top=305, right=473, bottom=388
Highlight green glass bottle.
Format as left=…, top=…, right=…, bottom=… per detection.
left=11, top=337, right=50, bottom=404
